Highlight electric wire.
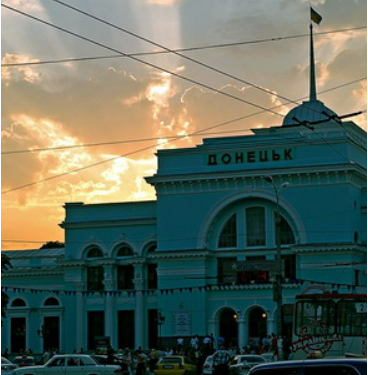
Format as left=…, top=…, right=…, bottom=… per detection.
left=1, top=3, right=284, bottom=117
left=45, top=0, right=300, bottom=108
left=2, top=26, right=366, bottom=68
left=40, top=1, right=368, bottom=116
left=2, top=77, right=365, bottom=156
left=1, top=5, right=365, bottom=195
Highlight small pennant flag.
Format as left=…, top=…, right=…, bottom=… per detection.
left=311, top=7, right=322, bottom=25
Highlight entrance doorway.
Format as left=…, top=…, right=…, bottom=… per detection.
left=11, top=317, right=26, bottom=353
left=43, top=317, right=60, bottom=351
left=219, top=308, right=238, bottom=348
left=248, top=307, right=267, bottom=339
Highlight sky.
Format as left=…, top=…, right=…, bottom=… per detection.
left=1, top=0, right=367, bottom=251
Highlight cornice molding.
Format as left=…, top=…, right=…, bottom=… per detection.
left=60, top=218, right=156, bottom=229
left=148, top=165, right=366, bottom=194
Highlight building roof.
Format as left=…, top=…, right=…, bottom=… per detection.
left=282, top=99, right=338, bottom=127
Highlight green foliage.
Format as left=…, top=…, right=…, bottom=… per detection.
left=39, top=241, right=64, bottom=249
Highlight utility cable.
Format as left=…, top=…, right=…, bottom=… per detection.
left=1, top=3, right=284, bottom=117
left=47, top=0, right=301, bottom=107
left=2, top=77, right=365, bottom=156
left=1, top=109, right=365, bottom=195
left=2, top=26, right=366, bottom=67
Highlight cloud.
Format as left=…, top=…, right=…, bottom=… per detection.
left=145, top=0, right=182, bottom=6
left=1, top=54, right=42, bottom=85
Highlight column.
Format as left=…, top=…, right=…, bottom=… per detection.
left=134, top=262, right=146, bottom=349
left=207, top=319, right=216, bottom=338
left=104, top=265, right=116, bottom=348
left=74, top=282, right=85, bottom=351
left=238, top=318, right=246, bottom=349
left=267, top=316, right=274, bottom=337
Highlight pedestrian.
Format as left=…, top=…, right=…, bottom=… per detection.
left=42, top=350, right=50, bottom=364
left=190, top=335, right=199, bottom=350
left=217, top=336, right=225, bottom=349
left=212, top=346, right=232, bottom=375
left=177, top=337, right=184, bottom=352
left=3, top=348, right=9, bottom=359
left=135, top=349, right=147, bottom=375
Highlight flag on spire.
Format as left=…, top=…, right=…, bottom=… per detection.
left=311, top=7, right=322, bottom=24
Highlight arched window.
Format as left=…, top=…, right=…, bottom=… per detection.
left=44, top=297, right=60, bottom=306
left=11, top=298, right=26, bottom=307
left=246, top=207, right=266, bottom=246
left=87, top=267, right=104, bottom=291
left=86, top=248, right=103, bottom=258
left=147, top=244, right=157, bottom=253
left=209, top=198, right=296, bottom=250
left=218, top=214, right=237, bottom=248
left=117, top=246, right=134, bottom=257
left=276, top=213, right=295, bottom=245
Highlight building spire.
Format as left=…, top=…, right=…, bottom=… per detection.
left=309, top=22, right=317, bottom=102
left=309, top=6, right=322, bottom=102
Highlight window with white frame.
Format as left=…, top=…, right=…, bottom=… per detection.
left=210, top=199, right=296, bottom=250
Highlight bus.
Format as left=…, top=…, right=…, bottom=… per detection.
left=292, top=293, right=367, bottom=359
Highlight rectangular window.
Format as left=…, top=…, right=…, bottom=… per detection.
left=118, top=310, right=135, bottom=349
left=88, top=311, right=104, bottom=350
left=282, top=254, right=296, bottom=279
left=246, top=207, right=266, bottom=246
left=337, top=300, right=367, bottom=336
left=117, top=265, right=135, bottom=290
left=147, top=264, right=158, bottom=289
left=87, top=266, right=104, bottom=291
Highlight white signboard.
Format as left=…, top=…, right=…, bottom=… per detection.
left=173, top=311, right=191, bottom=336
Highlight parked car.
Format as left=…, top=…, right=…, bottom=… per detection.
left=12, top=354, right=122, bottom=375
left=1, top=357, right=18, bottom=375
left=202, top=355, right=214, bottom=375
left=92, top=354, right=130, bottom=375
left=12, top=356, right=36, bottom=367
left=259, top=353, right=274, bottom=363
left=229, top=355, right=267, bottom=375
left=154, top=355, right=197, bottom=375
left=247, top=358, right=367, bottom=375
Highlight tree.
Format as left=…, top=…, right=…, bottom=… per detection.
left=39, top=241, right=64, bottom=249
left=1, top=254, right=12, bottom=319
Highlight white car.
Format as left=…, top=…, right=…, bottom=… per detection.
left=229, top=355, right=266, bottom=375
left=1, top=357, right=18, bottom=375
left=202, top=355, right=213, bottom=375
left=13, top=354, right=122, bottom=375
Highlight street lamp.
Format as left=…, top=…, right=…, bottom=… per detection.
left=264, top=176, right=289, bottom=339
left=156, top=311, right=166, bottom=348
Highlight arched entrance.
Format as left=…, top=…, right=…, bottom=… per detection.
left=248, top=307, right=267, bottom=340
left=219, top=308, right=238, bottom=348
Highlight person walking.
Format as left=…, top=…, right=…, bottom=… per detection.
left=212, top=346, right=232, bottom=375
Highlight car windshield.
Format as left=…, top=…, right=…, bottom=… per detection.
left=240, top=357, right=264, bottom=363
left=13, top=358, right=34, bottom=364
left=2, top=358, right=11, bottom=364
left=160, top=358, right=182, bottom=364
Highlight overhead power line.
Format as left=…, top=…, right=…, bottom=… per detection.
left=35, top=0, right=365, bottom=110
left=1, top=3, right=284, bottom=117
left=1, top=109, right=363, bottom=195
left=1, top=26, right=366, bottom=68
left=2, top=77, right=366, bottom=155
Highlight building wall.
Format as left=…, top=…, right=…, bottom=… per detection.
left=2, top=120, right=366, bottom=355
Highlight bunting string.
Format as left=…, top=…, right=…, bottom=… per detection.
left=1, top=278, right=359, bottom=298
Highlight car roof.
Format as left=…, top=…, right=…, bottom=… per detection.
left=250, top=358, right=367, bottom=370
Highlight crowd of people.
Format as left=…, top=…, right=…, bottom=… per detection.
left=94, top=333, right=293, bottom=375
left=4, top=333, right=294, bottom=375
